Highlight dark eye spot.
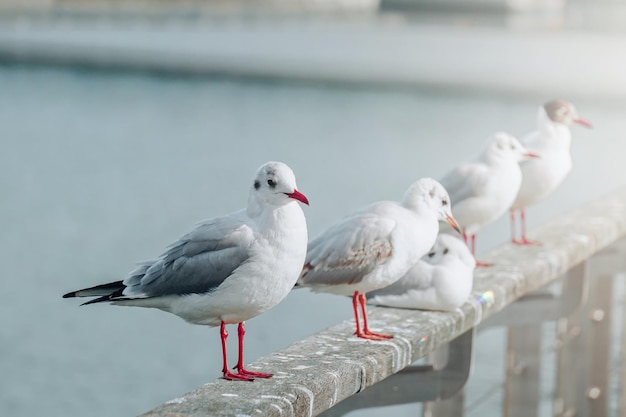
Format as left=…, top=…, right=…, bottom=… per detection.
left=254, top=180, right=260, bottom=190
left=443, top=248, right=449, bottom=255
left=428, top=252, right=435, bottom=258
left=442, top=199, right=448, bottom=206
left=510, top=144, right=515, bottom=150
left=267, top=179, right=277, bottom=188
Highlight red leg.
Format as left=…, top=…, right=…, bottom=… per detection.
left=472, top=234, right=493, bottom=267
left=352, top=291, right=365, bottom=338
left=220, top=322, right=254, bottom=381
left=353, top=291, right=385, bottom=340
left=512, top=209, right=540, bottom=245
left=519, top=209, right=541, bottom=245
left=359, top=293, right=393, bottom=339
left=234, top=322, right=272, bottom=379
left=510, top=210, right=519, bottom=244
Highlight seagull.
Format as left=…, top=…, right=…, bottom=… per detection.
left=511, top=99, right=592, bottom=245
left=367, top=234, right=475, bottom=311
left=440, top=132, right=538, bottom=266
left=296, top=178, right=460, bottom=340
left=63, top=161, right=309, bottom=382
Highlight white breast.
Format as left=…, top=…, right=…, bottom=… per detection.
left=165, top=203, right=307, bottom=326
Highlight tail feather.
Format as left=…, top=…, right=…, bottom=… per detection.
left=63, top=280, right=125, bottom=300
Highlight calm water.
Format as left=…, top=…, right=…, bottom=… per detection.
left=2, top=65, right=625, bottom=416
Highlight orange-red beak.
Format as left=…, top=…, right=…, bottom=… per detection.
left=574, top=118, right=593, bottom=128
left=446, top=214, right=462, bottom=235
left=286, top=190, right=309, bottom=205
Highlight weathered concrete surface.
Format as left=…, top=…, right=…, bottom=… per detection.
left=143, top=187, right=626, bottom=417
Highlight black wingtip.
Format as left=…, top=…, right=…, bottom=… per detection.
left=80, top=295, right=112, bottom=306
left=63, top=279, right=129, bottom=306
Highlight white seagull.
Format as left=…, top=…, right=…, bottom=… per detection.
left=440, top=132, right=538, bottom=266
left=296, top=178, right=460, bottom=340
left=63, top=161, right=309, bottom=381
left=511, top=99, right=592, bottom=245
left=367, top=234, right=475, bottom=311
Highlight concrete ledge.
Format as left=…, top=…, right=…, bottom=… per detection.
left=143, top=187, right=626, bottom=417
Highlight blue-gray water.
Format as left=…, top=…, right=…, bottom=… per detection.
left=2, top=64, right=625, bottom=417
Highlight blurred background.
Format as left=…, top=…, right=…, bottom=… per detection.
left=1, top=0, right=625, bottom=416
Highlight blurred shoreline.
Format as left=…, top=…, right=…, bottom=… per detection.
left=2, top=1, right=626, bottom=99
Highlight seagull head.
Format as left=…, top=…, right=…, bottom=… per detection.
left=403, top=178, right=461, bottom=234
left=485, top=132, right=539, bottom=163
left=251, top=161, right=309, bottom=207
left=544, top=99, right=592, bottom=128
left=425, top=234, right=476, bottom=269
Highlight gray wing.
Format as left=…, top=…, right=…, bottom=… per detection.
left=367, top=260, right=434, bottom=298
left=440, top=162, right=490, bottom=205
left=299, top=211, right=396, bottom=286
left=122, top=211, right=254, bottom=298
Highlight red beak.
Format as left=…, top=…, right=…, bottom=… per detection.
left=286, top=190, right=309, bottom=205
left=574, top=118, right=593, bottom=129
left=446, top=214, right=462, bottom=235
left=525, top=152, right=540, bottom=158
